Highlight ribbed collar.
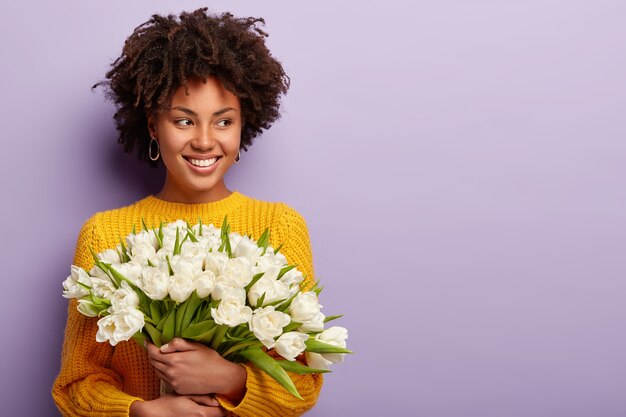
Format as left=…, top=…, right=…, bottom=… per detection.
left=137, top=191, right=247, bottom=218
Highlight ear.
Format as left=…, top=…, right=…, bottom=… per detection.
left=146, top=112, right=157, bottom=139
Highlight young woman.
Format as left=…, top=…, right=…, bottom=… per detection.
left=52, top=9, right=322, bottom=417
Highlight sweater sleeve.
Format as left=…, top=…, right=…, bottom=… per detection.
left=217, top=204, right=323, bottom=416
left=52, top=214, right=142, bottom=417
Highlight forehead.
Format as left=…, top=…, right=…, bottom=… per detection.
left=169, top=77, right=240, bottom=110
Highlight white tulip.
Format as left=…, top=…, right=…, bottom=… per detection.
left=141, top=267, right=169, bottom=300
left=126, top=229, right=158, bottom=251
left=62, top=266, right=92, bottom=299
left=96, top=308, right=145, bottom=346
left=77, top=299, right=101, bottom=317
left=89, top=265, right=111, bottom=281
left=305, top=326, right=349, bottom=370
left=248, top=306, right=291, bottom=349
left=110, top=262, right=143, bottom=285
left=130, top=243, right=157, bottom=266
left=90, top=277, right=116, bottom=299
left=257, top=251, right=288, bottom=269
left=275, top=332, right=309, bottom=361
left=110, top=281, right=140, bottom=312
left=204, top=252, right=228, bottom=275
left=211, top=281, right=246, bottom=302
left=195, top=270, right=216, bottom=298
left=252, top=264, right=280, bottom=281
left=222, top=258, right=253, bottom=287
left=98, top=249, right=121, bottom=264
left=280, top=268, right=304, bottom=288
left=288, top=292, right=325, bottom=331
left=171, top=256, right=200, bottom=277
left=234, top=236, right=262, bottom=264
left=316, top=326, right=348, bottom=364
left=212, top=296, right=252, bottom=327
left=247, top=275, right=290, bottom=307
left=168, top=273, right=194, bottom=303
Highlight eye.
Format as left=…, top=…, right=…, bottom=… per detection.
left=216, top=119, right=232, bottom=128
left=175, top=118, right=193, bottom=127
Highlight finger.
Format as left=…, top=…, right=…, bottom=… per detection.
left=187, top=394, right=220, bottom=407
left=150, top=359, right=170, bottom=376
left=205, top=406, right=226, bottom=417
left=145, top=343, right=169, bottom=365
left=160, top=338, right=197, bottom=353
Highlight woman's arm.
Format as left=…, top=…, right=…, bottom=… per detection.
left=53, top=215, right=143, bottom=417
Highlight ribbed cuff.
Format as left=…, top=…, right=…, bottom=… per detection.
left=56, top=380, right=142, bottom=417
left=217, top=363, right=291, bottom=417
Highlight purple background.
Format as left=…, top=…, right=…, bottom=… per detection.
left=1, top=1, right=625, bottom=416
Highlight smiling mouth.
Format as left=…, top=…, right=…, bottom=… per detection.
left=185, top=157, right=220, bottom=168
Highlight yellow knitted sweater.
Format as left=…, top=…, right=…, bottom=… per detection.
left=53, top=192, right=323, bottom=417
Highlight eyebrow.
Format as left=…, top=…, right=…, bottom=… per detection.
left=170, top=106, right=237, bottom=117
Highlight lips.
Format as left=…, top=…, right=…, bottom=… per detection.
left=184, top=156, right=220, bottom=168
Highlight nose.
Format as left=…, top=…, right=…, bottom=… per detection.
left=190, top=125, right=215, bottom=152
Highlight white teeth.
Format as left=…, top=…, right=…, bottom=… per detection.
left=189, top=157, right=217, bottom=167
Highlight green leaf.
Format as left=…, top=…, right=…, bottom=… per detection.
left=202, top=300, right=220, bottom=321
left=105, top=264, right=135, bottom=289
left=276, top=360, right=330, bottom=374
left=224, top=327, right=246, bottom=342
left=283, top=321, right=303, bottom=333
left=132, top=331, right=147, bottom=347
left=324, top=315, right=343, bottom=323
left=165, top=256, right=174, bottom=276
left=198, top=218, right=203, bottom=235
left=161, top=309, right=176, bottom=344
left=264, top=298, right=289, bottom=308
left=154, top=222, right=164, bottom=249
left=244, top=272, right=265, bottom=293
left=179, top=292, right=203, bottom=333
left=175, top=299, right=188, bottom=337
left=276, top=292, right=299, bottom=312
left=273, top=243, right=284, bottom=254
left=150, top=301, right=162, bottom=324
left=313, top=285, right=323, bottom=296
left=239, top=349, right=303, bottom=400
left=305, top=339, right=353, bottom=354
left=219, top=216, right=232, bottom=257
left=118, top=240, right=131, bottom=262
left=181, top=320, right=218, bottom=343
left=173, top=228, right=181, bottom=256
left=210, top=325, right=228, bottom=350
left=156, top=313, right=168, bottom=331
left=255, top=292, right=267, bottom=309
left=186, top=228, right=199, bottom=243
left=89, top=246, right=99, bottom=263
left=221, top=340, right=263, bottom=359
left=141, top=218, right=150, bottom=232
left=256, top=228, right=270, bottom=249
left=278, top=265, right=296, bottom=279
left=144, top=322, right=162, bottom=347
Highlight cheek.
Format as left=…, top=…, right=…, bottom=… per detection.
left=225, top=131, right=242, bottom=152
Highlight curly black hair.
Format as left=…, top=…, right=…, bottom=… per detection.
left=93, top=8, right=290, bottom=167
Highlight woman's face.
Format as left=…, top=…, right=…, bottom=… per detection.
left=148, top=77, right=242, bottom=203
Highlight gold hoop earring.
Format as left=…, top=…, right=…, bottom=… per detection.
left=149, top=136, right=160, bottom=161
left=234, top=151, right=241, bottom=164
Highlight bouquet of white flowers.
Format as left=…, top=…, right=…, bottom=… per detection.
left=62, top=218, right=351, bottom=399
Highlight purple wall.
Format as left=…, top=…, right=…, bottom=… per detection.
left=1, top=1, right=625, bottom=416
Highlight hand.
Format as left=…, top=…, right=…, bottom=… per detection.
left=146, top=338, right=247, bottom=400
left=129, top=393, right=225, bottom=417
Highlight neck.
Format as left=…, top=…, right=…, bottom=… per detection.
left=156, top=176, right=232, bottom=204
